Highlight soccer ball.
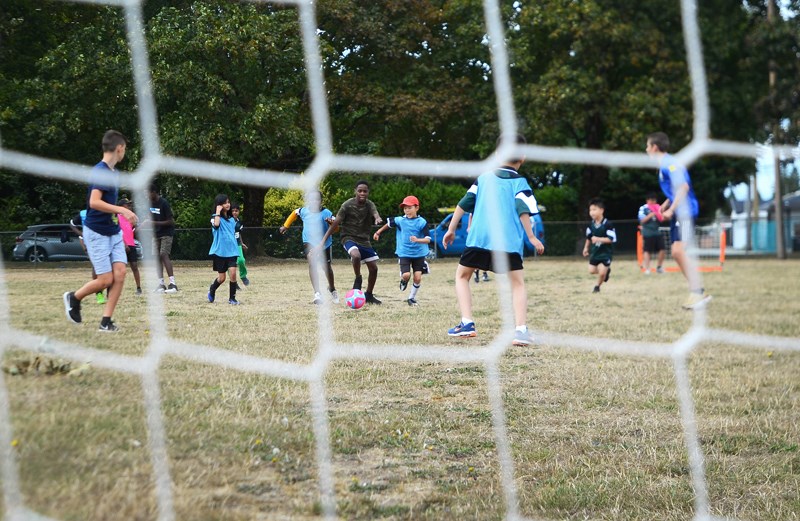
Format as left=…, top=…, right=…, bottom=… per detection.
left=345, top=289, right=366, bottom=309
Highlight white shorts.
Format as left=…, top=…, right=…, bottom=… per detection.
left=83, top=226, right=126, bottom=275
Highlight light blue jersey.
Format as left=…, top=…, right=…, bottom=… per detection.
left=458, top=167, right=538, bottom=257
left=658, top=154, right=699, bottom=217
left=297, top=207, right=333, bottom=248
left=388, top=215, right=430, bottom=258
left=209, top=215, right=239, bottom=257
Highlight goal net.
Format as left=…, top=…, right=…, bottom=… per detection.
left=1, top=1, right=798, bottom=521
left=637, top=224, right=728, bottom=272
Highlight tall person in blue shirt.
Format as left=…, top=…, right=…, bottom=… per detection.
left=207, top=194, right=241, bottom=305
left=63, top=130, right=138, bottom=332
left=646, top=132, right=712, bottom=309
left=373, top=195, right=431, bottom=306
left=279, top=191, right=339, bottom=304
left=443, top=134, right=544, bottom=346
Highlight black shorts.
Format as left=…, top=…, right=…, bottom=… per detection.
left=643, top=234, right=665, bottom=253
left=399, top=257, right=426, bottom=275
left=212, top=255, right=238, bottom=273
left=125, top=245, right=138, bottom=264
left=303, top=243, right=332, bottom=264
left=459, top=247, right=523, bottom=273
left=589, top=258, right=612, bottom=267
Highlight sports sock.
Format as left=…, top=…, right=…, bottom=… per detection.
left=515, top=325, right=528, bottom=333
left=210, top=279, right=222, bottom=293
left=461, top=317, right=473, bottom=326
left=169, top=276, right=176, bottom=285
left=229, top=281, right=237, bottom=300
left=409, top=283, right=420, bottom=299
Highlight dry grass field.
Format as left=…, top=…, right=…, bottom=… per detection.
left=1, top=256, right=799, bottom=521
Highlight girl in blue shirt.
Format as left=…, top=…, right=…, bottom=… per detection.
left=208, top=194, right=241, bottom=304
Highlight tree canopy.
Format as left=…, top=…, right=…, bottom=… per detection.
left=1, top=0, right=797, bottom=235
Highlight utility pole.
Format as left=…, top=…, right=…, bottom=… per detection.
left=768, top=0, right=786, bottom=258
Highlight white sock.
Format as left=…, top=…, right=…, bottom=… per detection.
left=158, top=278, right=165, bottom=286
left=515, top=325, right=528, bottom=333
left=409, top=283, right=420, bottom=299
left=169, top=276, right=175, bottom=284
left=462, top=317, right=473, bottom=325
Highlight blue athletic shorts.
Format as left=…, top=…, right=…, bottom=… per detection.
left=343, top=240, right=379, bottom=263
left=670, top=217, right=682, bottom=243
left=83, top=226, right=126, bottom=275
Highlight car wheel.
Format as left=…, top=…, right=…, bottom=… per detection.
left=26, top=247, right=47, bottom=263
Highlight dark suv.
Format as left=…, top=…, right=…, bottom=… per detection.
left=13, top=224, right=87, bottom=262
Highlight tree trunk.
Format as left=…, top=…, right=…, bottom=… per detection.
left=243, top=186, right=267, bottom=255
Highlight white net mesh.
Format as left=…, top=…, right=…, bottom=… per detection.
left=1, top=1, right=799, bottom=520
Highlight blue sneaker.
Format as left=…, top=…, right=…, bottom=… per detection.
left=229, top=298, right=240, bottom=305
left=208, top=286, right=215, bottom=303
left=448, top=321, right=476, bottom=337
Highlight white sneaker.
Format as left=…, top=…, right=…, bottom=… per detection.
left=330, top=289, right=339, bottom=304
left=682, top=292, right=712, bottom=310
left=312, top=292, right=322, bottom=305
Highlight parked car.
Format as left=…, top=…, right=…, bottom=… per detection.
left=427, top=213, right=545, bottom=259
left=13, top=224, right=142, bottom=263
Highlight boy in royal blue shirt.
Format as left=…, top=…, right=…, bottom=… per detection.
left=373, top=195, right=431, bottom=306
left=646, top=131, right=711, bottom=309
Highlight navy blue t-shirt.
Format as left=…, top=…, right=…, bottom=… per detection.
left=83, top=161, right=120, bottom=236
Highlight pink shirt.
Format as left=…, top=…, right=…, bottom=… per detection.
left=647, top=202, right=663, bottom=222
left=119, top=214, right=136, bottom=246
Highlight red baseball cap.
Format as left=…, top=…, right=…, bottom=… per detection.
left=399, top=195, right=420, bottom=208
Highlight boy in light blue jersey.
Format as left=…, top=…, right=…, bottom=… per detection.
left=443, top=134, right=544, bottom=346
left=646, top=132, right=711, bottom=309
left=373, top=195, right=431, bottom=306
left=280, top=191, right=338, bottom=304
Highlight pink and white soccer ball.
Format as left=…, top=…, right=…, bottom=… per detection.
left=345, top=289, right=366, bottom=309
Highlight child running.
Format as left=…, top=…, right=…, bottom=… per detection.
left=582, top=197, right=617, bottom=293
left=207, top=194, right=240, bottom=305
left=279, top=190, right=338, bottom=304
left=319, top=180, right=383, bottom=305
left=373, top=195, right=431, bottom=306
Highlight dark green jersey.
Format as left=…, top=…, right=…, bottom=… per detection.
left=586, top=218, right=616, bottom=262
left=336, top=197, right=378, bottom=247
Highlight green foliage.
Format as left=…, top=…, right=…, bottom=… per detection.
left=262, top=188, right=305, bottom=226
left=534, top=185, right=579, bottom=222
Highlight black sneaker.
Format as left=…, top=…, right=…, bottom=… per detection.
left=156, top=284, right=167, bottom=293
left=165, top=283, right=178, bottom=293
left=63, top=291, right=82, bottom=324
left=208, top=284, right=216, bottom=303
left=353, top=275, right=363, bottom=290
left=235, top=282, right=243, bottom=292
left=98, top=320, right=119, bottom=332
left=407, top=298, right=418, bottom=306
left=604, top=268, right=611, bottom=282
left=365, top=292, right=382, bottom=305
left=399, top=279, right=408, bottom=291
left=242, top=277, right=250, bottom=286
left=482, top=272, right=490, bottom=282
left=593, top=285, right=600, bottom=293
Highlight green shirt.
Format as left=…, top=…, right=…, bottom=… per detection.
left=336, top=197, right=378, bottom=247
left=586, top=218, right=616, bottom=262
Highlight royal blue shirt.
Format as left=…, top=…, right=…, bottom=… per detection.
left=83, top=161, right=120, bottom=236
left=658, top=154, right=699, bottom=218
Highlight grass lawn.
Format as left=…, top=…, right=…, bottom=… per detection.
left=1, top=257, right=798, bottom=520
